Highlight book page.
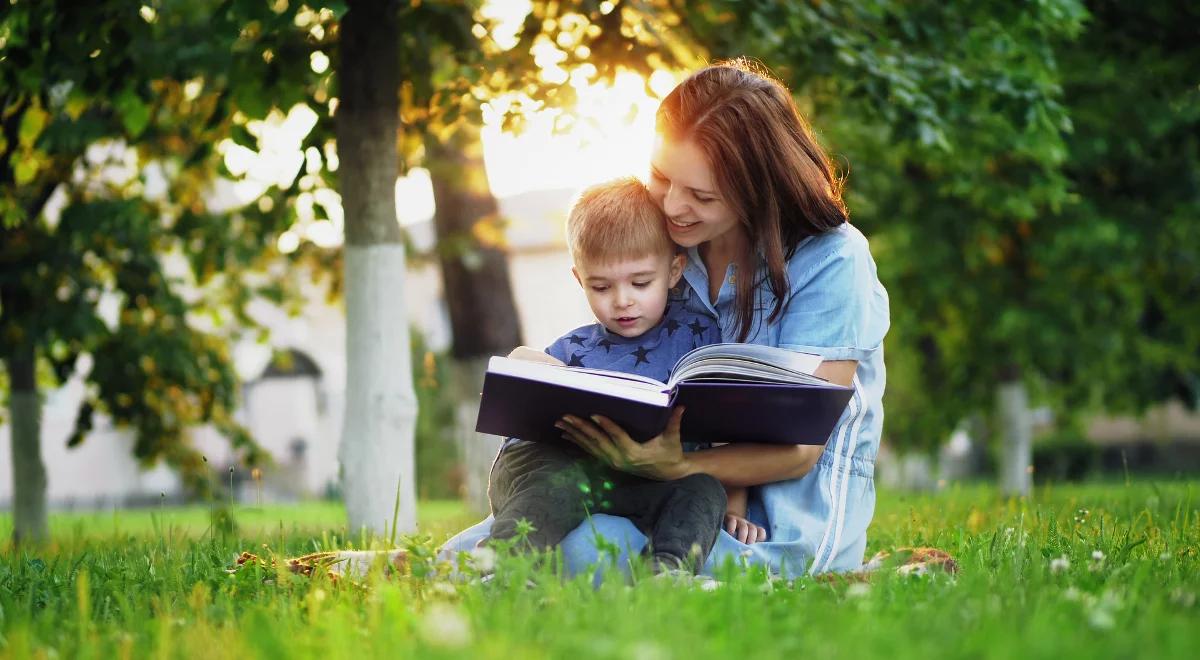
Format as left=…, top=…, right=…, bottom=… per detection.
left=667, top=343, right=829, bottom=388
left=487, top=357, right=671, bottom=405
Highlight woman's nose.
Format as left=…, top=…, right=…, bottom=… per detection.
left=662, top=184, right=687, bottom=217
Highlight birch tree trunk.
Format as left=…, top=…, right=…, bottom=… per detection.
left=426, top=128, right=521, bottom=515
left=997, top=372, right=1033, bottom=496
left=336, top=0, right=417, bottom=536
left=7, top=347, right=48, bottom=544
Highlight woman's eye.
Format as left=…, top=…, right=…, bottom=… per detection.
left=694, top=195, right=714, bottom=204
left=649, top=170, right=667, bottom=182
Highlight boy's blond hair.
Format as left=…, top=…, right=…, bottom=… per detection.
left=566, top=177, right=674, bottom=265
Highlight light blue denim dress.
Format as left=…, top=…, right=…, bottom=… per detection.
left=440, top=223, right=890, bottom=577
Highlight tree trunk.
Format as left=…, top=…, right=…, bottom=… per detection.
left=996, top=375, right=1033, bottom=496
left=7, top=347, right=48, bottom=544
left=336, top=0, right=417, bottom=536
left=426, top=127, right=521, bottom=515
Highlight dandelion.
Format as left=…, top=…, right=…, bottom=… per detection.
left=1091, top=550, right=1105, bottom=562
left=1090, top=549, right=1106, bottom=572
left=1050, top=555, right=1070, bottom=574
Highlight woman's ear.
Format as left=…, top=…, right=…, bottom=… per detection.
left=668, top=254, right=685, bottom=287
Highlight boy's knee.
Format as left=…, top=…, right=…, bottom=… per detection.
left=677, top=473, right=726, bottom=506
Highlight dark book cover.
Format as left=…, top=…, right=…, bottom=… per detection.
left=475, top=372, right=853, bottom=446
left=475, top=371, right=671, bottom=444
left=674, top=381, right=854, bottom=445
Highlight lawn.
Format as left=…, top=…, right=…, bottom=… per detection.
left=1, top=480, right=1197, bottom=659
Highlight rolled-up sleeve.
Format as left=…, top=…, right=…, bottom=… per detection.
left=776, top=230, right=890, bottom=362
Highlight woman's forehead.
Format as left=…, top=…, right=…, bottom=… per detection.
left=651, top=137, right=715, bottom=189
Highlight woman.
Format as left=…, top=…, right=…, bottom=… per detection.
left=443, top=60, right=889, bottom=577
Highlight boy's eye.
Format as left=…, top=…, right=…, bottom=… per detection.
left=590, top=285, right=609, bottom=292
left=632, top=281, right=651, bottom=288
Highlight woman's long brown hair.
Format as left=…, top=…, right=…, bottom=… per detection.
left=656, top=59, right=848, bottom=341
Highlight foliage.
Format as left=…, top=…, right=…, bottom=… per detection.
left=411, top=332, right=461, bottom=500
left=672, top=1, right=1198, bottom=451
left=0, top=481, right=1198, bottom=657
left=0, top=1, right=339, bottom=490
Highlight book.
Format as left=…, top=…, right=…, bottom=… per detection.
left=474, top=343, right=854, bottom=446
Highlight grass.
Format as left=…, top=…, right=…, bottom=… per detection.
left=1, top=480, right=1197, bottom=659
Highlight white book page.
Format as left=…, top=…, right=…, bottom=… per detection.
left=487, top=357, right=671, bottom=406
left=667, top=343, right=827, bottom=387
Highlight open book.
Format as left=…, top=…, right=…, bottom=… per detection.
left=475, top=343, right=854, bottom=446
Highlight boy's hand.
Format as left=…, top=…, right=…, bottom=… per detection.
left=507, top=346, right=565, bottom=366
left=724, top=513, right=767, bottom=545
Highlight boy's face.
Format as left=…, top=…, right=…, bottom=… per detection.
left=572, top=252, right=685, bottom=338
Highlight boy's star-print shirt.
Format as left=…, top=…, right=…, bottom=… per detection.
left=544, top=302, right=722, bottom=383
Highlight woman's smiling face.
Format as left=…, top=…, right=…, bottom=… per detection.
left=647, top=137, right=742, bottom=249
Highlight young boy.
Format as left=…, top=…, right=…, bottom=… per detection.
left=486, top=177, right=738, bottom=574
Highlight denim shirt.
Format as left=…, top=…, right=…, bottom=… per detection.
left=676, top=222, right=890, bottom=574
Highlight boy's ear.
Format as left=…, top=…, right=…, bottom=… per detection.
left=668, top=254, right=685, bottom=287
left=571, top=265, right=583, bottom=288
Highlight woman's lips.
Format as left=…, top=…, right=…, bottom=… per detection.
left=668, top=217, right=698, bottom=232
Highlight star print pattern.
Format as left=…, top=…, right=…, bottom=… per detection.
left=631, top=346, right=653, bottom=366
left=545, top=304, right=722, bottom=383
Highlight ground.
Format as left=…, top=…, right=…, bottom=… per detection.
left=1, top=480, right=1197, bottom=659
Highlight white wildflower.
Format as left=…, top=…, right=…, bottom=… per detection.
left=1159, top=551, right=1172, bottom=562
left=1050, top=555, right=1070, bottom=574
left=1169, top=589, right=1196, bottom=608
left=846, top=582, right=871, bottom=598
left=1063, top=586, right=1083, bottom=602
left=429, top=581, right=458, bottom=598
left=418, top=603, right=472, bottom=649
left=628, top=641, right=669, bottom=660
left=698, top=578, right=722, bottom=592
left=1091, top=550, right=1105, bottom=562
left=468, top=546, right=497, bottom=574
left=1087, top=606, right=1115, bottom=630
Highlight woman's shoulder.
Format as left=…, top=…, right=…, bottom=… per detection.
left=785, top=222, right=876, bottom=281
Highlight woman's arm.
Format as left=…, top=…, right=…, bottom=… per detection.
left=558, top=357, right=858, bottom=487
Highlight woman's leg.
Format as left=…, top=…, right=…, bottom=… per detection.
left=559, top=514, right=648, bottom=586
left=437, top=516, right=494, bottom=560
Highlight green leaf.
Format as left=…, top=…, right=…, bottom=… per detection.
left=18, top=102, right=49, bottom=148
left=115, top=87, right=151, bottom=138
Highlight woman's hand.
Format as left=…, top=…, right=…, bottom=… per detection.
left=556, top=407, right=692, bottom=481
left=724, top=513, right=767, bottom=544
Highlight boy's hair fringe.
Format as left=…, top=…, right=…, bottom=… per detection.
left=566, top=176, right=674, bottom=265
